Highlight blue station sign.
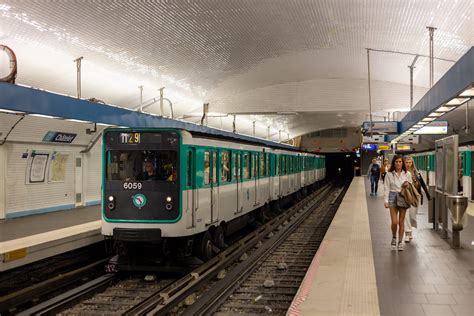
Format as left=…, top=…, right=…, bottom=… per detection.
left=42, top=131, right=77, bottom=143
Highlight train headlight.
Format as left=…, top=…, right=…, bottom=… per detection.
left=166, top=196, right=172, bottom=203
left=107, top=196, right=115, bottom=210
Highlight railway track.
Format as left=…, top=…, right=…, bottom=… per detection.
left=17, top=182, right=346, bottom=315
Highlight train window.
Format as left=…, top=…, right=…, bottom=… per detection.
left=252, top=154, right=256, bottom=178
left=266, top=154, right=270, bottom=176
left=212, top=152, right=217, bottom=184
left=187, top=150, right=193, bottom=187
left=275, top=155, right=279, bottom=175
left=106, top=150, right=177, bottom=182
left=221, top=151, right=231, bottom=182
left=232, top=152, right=236, bottom=180
left=260, top=153, right=265, bottom=177
left=204, top=151, right=210, bottom=185
left=243, top=153, right=250, bottom=179
left=236, top=153, right=241, bottom=180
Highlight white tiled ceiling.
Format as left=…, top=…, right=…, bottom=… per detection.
left=0, top=0, right=472, bottom=141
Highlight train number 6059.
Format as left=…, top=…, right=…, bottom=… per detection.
left=123, top=182, right=142, bottom=190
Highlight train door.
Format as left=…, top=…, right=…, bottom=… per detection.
left=74, top=156, right=83, bottom=207
left=186, top=148, right=196, bottom=228
left=235, top=152, right=243, bottom=213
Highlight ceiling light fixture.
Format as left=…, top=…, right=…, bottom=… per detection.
left=436, top=106, right=456, bottom=112
left=459, top=86, right=474, bottom=97
left=446, top=97, right=470, bottom=106
left=428, top=112, right=444, bottom=117
left=422, top=117, right=436, bottom=122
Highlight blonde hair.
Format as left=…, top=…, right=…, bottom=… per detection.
left=403, top=156, right=418, bottom=174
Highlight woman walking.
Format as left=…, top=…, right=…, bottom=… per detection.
left=384, top=155, right=412, bottom=251
left=403, top=156, right=422, bottom=242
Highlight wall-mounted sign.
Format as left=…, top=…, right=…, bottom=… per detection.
left=362, top=143, right=378, bottom=151
left=399, top=135, right=420, bottom=144
left=378, top=144, right=391, bottom=151
left=43, top=131, right=77, bottom=143
left=396, top=144, right=411, bottom=151
left=362, top=121, right=398, bottom=134
left=414, top=121, right=448, bottom=135
left=362, top=134, right=386, bottom=143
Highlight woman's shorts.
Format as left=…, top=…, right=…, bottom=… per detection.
left=388, top=191, right=397, bottom=208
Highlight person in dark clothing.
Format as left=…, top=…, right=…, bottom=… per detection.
left=367, top=158, right=381, bottom=196
left=140, top=161, right=157, bottom=180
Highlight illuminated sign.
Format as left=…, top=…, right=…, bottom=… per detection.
left=414, top=121, right=448, bottom=135
left=362, top=143, right=378, bottom=151
left=378, top=144, right=391, bottom=150
left=396, top=144, right=411, bottom=151
left=119, top=132, right=141, bottom=144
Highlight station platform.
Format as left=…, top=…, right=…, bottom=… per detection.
left=0, top=205, right=102, bottom=271
left=289, top=177, right=474, bottom=316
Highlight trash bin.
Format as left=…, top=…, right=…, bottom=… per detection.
left=446, top=195, right=468, bottom=248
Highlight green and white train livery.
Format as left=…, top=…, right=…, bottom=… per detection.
left=102, top=128, right=325, bottom=265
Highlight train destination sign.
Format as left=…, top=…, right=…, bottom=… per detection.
left=42, top=131, right=77, bottom=143
left=119, top=132, right=141, bottom=144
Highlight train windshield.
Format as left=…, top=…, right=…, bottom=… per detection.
left=106, top=150, right=177, bottom=182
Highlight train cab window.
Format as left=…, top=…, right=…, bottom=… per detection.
left=106, top=150, right=177, bottom=182
left=221, top=151, right=231, bottom=182
left=243, top=153, right=250, bottom=179
left=204, top=152, right=210, bottom=185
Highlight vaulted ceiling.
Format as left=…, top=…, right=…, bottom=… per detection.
left=0, top=0, right=472, bottom=141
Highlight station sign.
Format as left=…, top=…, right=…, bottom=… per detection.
left=362, top=121, right=398, bottom=135
left=362, top=134, right=386, bottom=143
left=378, top=144, right=391, bottom=151
left=396, top=144, right=411, bottom=151
left=414, top=120, right=448, bottom=135
left=43, top=131, right=77, bottom=143
left=398, top=135, right=419, bottom=144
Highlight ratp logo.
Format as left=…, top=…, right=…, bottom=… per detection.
left=132, top=194, right=147, bottom=209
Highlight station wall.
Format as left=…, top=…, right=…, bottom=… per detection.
left=0, top=114, right=104, bottom=219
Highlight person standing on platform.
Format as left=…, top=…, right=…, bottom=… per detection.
left=384, top=155, right=412, bottom=251
left=403, top=156, right=423, bottom=242
left=367, top=158, right=381, bottom=196
left=381, top=159, right=390, bottom=183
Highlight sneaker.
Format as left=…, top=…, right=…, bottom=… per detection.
left=391, top=238, right=397, bottom=249
left=405, top=232, right=411, bottom=243
left=398, top=241, right=404, bottom=251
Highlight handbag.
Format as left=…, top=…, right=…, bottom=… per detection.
left=395, top=192, right=410, bottom=209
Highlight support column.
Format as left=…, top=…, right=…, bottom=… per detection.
left=0, top=145, right=6, bottom=219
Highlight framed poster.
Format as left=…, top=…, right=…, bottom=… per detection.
left=48, top=152, right=69, bottom=183
left=27, top=152, right=49, bottom=184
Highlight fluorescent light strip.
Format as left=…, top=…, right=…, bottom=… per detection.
left=436, top=106, right=456, bottom=112
left=428, top=112, right=444, bottom=117
left=0, top=108, right=25, bottom=114
left=29, top=113, right=60, bottom=119
left=446, top=97, right=470, bottom=106
left=422, top=117, right=436, bottom=122
left=459, top=87, right=474, bottom=97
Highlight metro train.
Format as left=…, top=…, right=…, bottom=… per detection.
left=411, top=145, right=473, bottom=199
left=101, top=128, right=326, bottom=269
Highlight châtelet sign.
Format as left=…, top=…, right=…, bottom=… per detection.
left=43, top=131, right=77, bottom=143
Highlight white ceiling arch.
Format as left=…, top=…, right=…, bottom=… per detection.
left=0, top=0, right=472, bottom=141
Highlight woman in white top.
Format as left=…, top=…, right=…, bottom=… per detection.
left=384, top=155, right=412, bottom=251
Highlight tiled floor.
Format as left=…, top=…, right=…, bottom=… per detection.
left=0, top=205, right=100, bottom=242
left=366, top=178, right=474, bottom=316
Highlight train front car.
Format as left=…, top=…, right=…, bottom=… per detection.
left=102, top=128, right=181, bottom=270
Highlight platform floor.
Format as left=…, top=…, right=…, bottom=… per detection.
left=0, top=205, right=100, bottom=242
left=289, top=177, right=474, bottom=316
left=367, top=179, right=474, bottom=316
left=0, top=205, right=101, bottom=271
